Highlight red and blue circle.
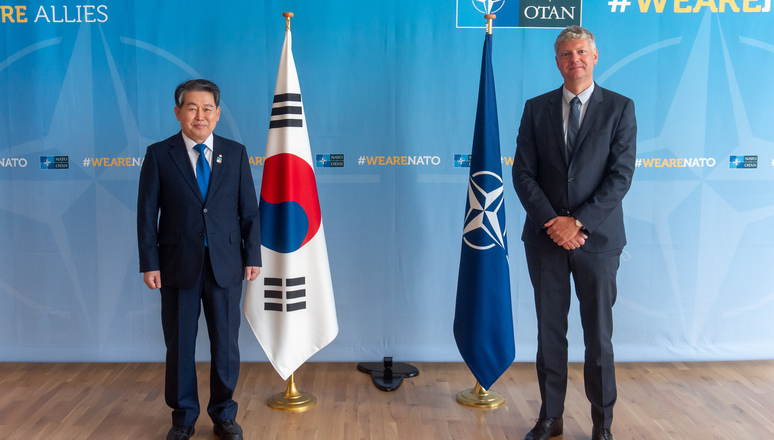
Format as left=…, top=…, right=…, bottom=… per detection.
left=259, top=153, right=322, bottom=253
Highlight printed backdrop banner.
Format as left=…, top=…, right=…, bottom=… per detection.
left=1, top=1, right=773, bottom=363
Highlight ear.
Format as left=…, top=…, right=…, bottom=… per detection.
left=174, top=106, right=181, bottom=121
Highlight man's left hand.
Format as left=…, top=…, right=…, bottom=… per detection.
left=245, top=266, right=261, bottom=281
left=545, top=216, right=583, bottom=247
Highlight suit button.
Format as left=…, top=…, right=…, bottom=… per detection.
left=568, top=178, right=574, bottom=183
left=199, top=232, right=204, bottom=237
left=203, top=208, right=208, bottom=213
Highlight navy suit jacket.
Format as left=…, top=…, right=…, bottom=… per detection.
left=137, top=132, right=261, bottom=289
left=513, top=84, right=636, bottom=252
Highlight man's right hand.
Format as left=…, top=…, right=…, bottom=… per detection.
left=561, top=230, right=588, bottom=250
left=143, top=271, right=161, bottom=289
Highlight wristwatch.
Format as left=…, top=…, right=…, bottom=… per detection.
left=575, top=218, right=583, bottom=228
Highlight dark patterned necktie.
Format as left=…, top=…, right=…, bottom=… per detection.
left=567, top=96, right=581, bottom=157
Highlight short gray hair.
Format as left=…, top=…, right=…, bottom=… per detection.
left=554, top=26, right=596, bottom=55
left=174, top=79, right=221, bottom=108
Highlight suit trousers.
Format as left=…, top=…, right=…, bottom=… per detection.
left=524, top=243, right=621, bottom=429
left=160, top=248, right=243, bottom=427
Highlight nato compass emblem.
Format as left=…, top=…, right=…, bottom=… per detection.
left=462, top=171, right=507, bottom=251
left=472, top=0, right=504, bottom=15
left=458, top=0, right=515, bottom=29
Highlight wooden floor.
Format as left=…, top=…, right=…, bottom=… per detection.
left=1, top=361, right=773, bottom=439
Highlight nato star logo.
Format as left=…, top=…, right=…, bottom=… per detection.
left=454, top=154, right=470, bottom=168
left=604, top=12, right=774, bottom=339
left=462, top=171, right=506, bottom=251
left=473, top=0, right=504, bottom=15
left=0, top=22, right=244, bottom=342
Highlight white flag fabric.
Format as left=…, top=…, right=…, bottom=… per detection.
left=245, top=29, right=338, bottom=380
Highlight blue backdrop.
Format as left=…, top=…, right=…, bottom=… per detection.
left=1, top=1, right=773, bottom=363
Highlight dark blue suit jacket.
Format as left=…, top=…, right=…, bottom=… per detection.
left=513, top=84, right=636, bottom=252
left=137, top=132, right=261, bottom=289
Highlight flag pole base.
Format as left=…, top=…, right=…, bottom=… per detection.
left=268, top=373, right=317, bottom=412
left=456, top=382, right=506, bottom=409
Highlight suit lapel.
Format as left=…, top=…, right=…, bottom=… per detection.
left=168, top=132, right=205, bottom=203
left=548, top=87, right=569, bottom=166
left=208, top=135, right=225, bottom=199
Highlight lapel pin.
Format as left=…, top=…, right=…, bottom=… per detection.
left=217, top=154, right=222, bottom=164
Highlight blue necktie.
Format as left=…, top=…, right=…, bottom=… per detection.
left=567, top=96, right=581, bottom=158
left=194, top=144, right=210, bottom=246
left=193, top=143, right=211, bottom=200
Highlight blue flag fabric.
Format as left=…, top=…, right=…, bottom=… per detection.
left=453, top=33, right=515, bottom=391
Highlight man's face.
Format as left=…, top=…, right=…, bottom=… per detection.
left=174, top=90, right=221, bottom=143
left=555, top=38, right=598, bottom=85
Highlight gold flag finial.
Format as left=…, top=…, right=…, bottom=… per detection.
left=484, top=14, right=495, bottom=35
left=283, top=12, right=294, bottom=32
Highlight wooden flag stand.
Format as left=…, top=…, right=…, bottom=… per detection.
left=455, top=13, right=507, bottom=411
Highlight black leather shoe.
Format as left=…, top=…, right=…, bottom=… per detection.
left=166, top=425, right=194, bottom=440
left=214, top=420, right=244, bottom=440
left=591, top=426, right=614, bottom=440
left=524, top=417, right=563, bottom=440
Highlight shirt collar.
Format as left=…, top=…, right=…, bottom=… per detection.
left=562, top=82, right=595, bottom=105
left=181, top=133, right=214, bottom=153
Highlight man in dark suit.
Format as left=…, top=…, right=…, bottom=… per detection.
left=512, top=26, right=636, bottom=440
left=137, top=79, right=261, bottom=440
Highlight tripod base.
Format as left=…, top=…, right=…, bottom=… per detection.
left=357, top=357, right=419, bottom=391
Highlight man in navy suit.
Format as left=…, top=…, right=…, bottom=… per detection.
left=513, top=26, right=636, bottom=440
left=138, top=79, right=261, bottom=440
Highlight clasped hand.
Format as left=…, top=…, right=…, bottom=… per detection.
left=545, top=216, right=588, bottom=250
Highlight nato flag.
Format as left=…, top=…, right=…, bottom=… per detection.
left=453, top=33, right=515, bottom=391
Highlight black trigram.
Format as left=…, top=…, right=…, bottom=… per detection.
left=269, top=93, right=303, bottom=129
left=264, top=277, right=306, bottom=312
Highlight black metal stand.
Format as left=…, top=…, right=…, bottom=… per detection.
left=357, top=357, right=419, bottom=392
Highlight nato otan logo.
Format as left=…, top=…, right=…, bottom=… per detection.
left=457, top=0, right=582, bottom=29
left=40, top=156, right=69, bottom=169
left=454, top=154, right=471, bottom=168
left=729, top=155, right=758, bottom=169
left=316, top=154, right=344, bottom=167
